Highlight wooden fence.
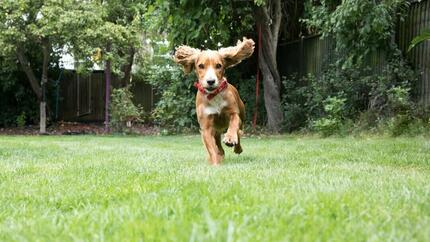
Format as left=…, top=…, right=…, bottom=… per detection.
left=57, top=71, right=155, bottom=122
left=278, top=0, right=430, bottom=106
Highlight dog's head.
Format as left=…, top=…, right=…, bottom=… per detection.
left=174, top=37, right=255, bottom=92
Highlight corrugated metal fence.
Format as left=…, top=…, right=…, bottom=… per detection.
left=278, top=0, right=430, bottom=105
left=278, top=35, right=336, bottom=77
left=398, top=0, right=430, bottom=105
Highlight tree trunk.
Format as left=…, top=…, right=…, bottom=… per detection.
left=255, top=0, right=284, bottom=132
left=16, top=43, right=51, bottom=134
left=121, top=46, right=135, bottom=87
left=39, top=39, right=51, bottom=134
left=16, top=46, right=42, bottom=101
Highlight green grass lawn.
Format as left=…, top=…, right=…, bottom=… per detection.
left=0, top=135, right=429, bottom=241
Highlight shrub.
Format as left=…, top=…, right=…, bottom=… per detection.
left=138, top=56, right=197, bottom=133
left=110, top=87, right=143, bottom=132
left=282, top=74, right=309, bottom=132
left=384, top=103, right=430, bottom=137
left=296, top=0, right=429, bottom=136
left=312, top=96, right=347, bottom=136
left=281, top=49, right=424, bottom=136
left=0, top=64, right=38, bottom=127
left=232, top=75, right=266, bottom=128
left=303, top=0, right=409, bottom=69
left=16, top=112, right=26, bottom=128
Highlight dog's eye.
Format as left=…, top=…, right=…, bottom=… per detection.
left=198, top=64, right=205, bottom=69
left=215, top=63, right=222, bottom=69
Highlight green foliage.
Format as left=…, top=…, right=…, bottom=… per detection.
left=144, top=66, right=262, bottom=133
left=0, top=0, right=92, bottom=56
left=367, top=53, right=417, bottom=117
left=286, top=1, right=428, bottom=136
left=110, top=87, right=143, bottom=132
left=135, top=34, right=260, bottom=133
left=282, top=50, right=422, bottom=136
left=136, top=53, right=261, bottom=133
left=139, top=55, right=197, bottom=133
left=0, top=0, right=149, bottom=126
left=145, top=0, right=279, bottom=131
left=387, top=86, right=411, bottom=111
left=379, top=88, right=430, bottom=136
left=233, top=75, right=266, bottom=127
left=312, top=96, right=347, bottom=136
left=149, top=0, right=254, bottom=49
left=0, top=0, right=145, bottom=76
left=282, top=74, right=309, bottom=132
left=408, top=29, right=430, bottom=52
left=64, top=0, right=148, bottom=76
left=282, top=66, right=369, bottom=132
left=0, top=56, right=39, bottom=127
left=253, top=0, right=266, bottom=6
left=303, top=0, right=409, bottom=68
left=16, top=112, right=26, bottom=128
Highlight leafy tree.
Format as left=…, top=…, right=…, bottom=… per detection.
left=73, top=0, right=147, bottom=84
left=151, top=0, right=287, bottom=132
left=0, top=0, right=147, bottom=131
left=303, top=0, right=410, bottom=68
left=0, top=0, right=101, bottom=132
left=64, top=0, right=146, bottom=131
left=148, top=0, right=254, bottom=49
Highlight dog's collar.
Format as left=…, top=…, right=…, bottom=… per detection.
left=194, top=78, right=228, bottom=100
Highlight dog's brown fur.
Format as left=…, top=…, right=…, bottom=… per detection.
left=174, top=37, right=255, bottom=165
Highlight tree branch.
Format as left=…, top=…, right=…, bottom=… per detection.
left=41, top=38, right=51, bottom=86
left=16, top=46, right=42, bottom=101
left=122, top=46, right=135, bottom=87
left=271, top=0, right=282, bottom=51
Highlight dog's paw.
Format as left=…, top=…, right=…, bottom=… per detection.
left=234, top=144, right=243, bottom=154
left=223, top=133, right=238, bottom=147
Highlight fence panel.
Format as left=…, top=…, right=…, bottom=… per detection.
left=58, top=71, right=154, bottom=122
left=279, top=0, right=430, bottom=105
left=278, top=35, right=334, bottom=78
left=398, top=0, right=430, bottom=105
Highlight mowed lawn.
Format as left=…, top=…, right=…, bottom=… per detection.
left=0, top=135, right=429, bottom=242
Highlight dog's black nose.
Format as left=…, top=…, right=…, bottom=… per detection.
left=207, top=79, right=215, bottom=86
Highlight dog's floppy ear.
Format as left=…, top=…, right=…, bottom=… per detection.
left=218, top=37, right=255, bottom=69
left=174, top=45, right=201, bottom=74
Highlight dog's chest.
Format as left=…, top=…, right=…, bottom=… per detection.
left=203, top=94, right=227, bottom=115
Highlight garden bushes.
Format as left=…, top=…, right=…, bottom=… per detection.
left=138, top=56, right=198, bottom=133
left=110, top=87, right=143, bottom=132
left=282, top=52, right=430, bottom=136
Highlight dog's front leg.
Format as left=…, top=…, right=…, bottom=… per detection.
left=223, top=113, right=241, bottom=147
left=201, top=128, right=223, bottom=165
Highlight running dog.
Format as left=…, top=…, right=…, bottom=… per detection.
left=174, top=37, right=255, bottom=165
